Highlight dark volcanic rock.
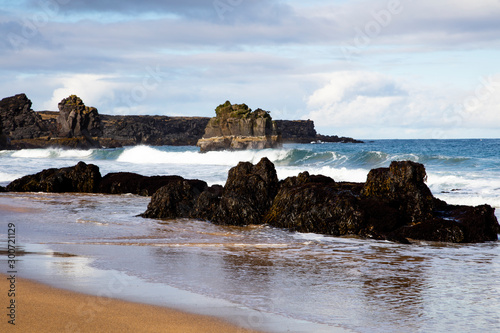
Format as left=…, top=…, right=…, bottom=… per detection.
left=57, top=95, right=103, bottom=138
left=315, top=134, right=364, bottom=144
left=274, top=120, right=316, bottom=143
left=362, top=161, right=435, bottom=225
left=210, top=157, right=279, bottom=226
left=100, top=115, right=209, bottom=146
left=140, top=157, right=279, bottom=225
left=397, top=202, right=499, bottom=243
left=263, top=172, right=366, bottom=236
left=274, top=120, right=363, bottom=144
left=197, top=101, right=281, bottom=152
left=100, top=172, right=185, bottom=196
left=140, top=158, right=499, bottom=243
left=0, top=94, right=49, bottom=141
left=0, top=115, right=8, bottom=149
left=6, top=161, right=101, bottom=193
left=141, top=179, right=208, bottom=219
left=191, top=185, right=224, bottom=221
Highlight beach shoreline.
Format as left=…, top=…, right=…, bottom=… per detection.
left=0, top=198, right=347, bottom=333
left=0, top=273, right=263, bottom=333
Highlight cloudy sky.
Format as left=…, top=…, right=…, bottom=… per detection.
left=1, top=0, right=500, bottom=139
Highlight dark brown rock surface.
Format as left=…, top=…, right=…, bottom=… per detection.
left=0, top=94, right=49, bottom=142
left=57, top=95, right=103, bottom=139
left=140, top=179, right=209, bottom=219
left=210, top=157, right=279, bottom=226
left=6, top=161, right=101, bottom=193
left=100, top=173, right=185, bottom=196
left=4, top=158, right=498, bottom=243
left=141, top=158, right=499, bottom=243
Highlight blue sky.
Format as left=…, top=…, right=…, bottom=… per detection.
left=1, top=0, right=500, bottom=139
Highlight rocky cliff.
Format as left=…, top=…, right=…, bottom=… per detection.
left=0, top=94, right=50, bottom=143
left=100, top=115, right=209, bottom=146
left=0, top=94, right=103, bottom=149
left=0, top=93, right=361, bottom=149
left=196, top=101, right=282, bottom=152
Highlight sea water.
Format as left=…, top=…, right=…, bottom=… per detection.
left=0, top=140, right=499, bottom=332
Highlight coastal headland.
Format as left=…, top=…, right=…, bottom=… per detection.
left=0, top=94, right=362, bottom=150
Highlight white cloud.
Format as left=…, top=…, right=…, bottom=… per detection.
left=305, top=71, right=500, bottom=139
left=42, top=74, right=119, bottom=110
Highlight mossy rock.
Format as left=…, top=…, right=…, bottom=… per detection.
left=215, top=101, right=252, bottom=119
left=60, top=95, right=84, bottom=107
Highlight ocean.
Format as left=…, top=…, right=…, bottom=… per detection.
left=1, top=139, right=500, bottom=332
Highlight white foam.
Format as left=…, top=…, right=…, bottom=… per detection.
left=0, top=171, right=24, bottom=182
left=57, top=149, right=93, bottom=158
left=116, top=145, right=290, bottom=166
left=428, top=171, right=500, bottom=209
left=11, top=149, right=52, bottom=158
left=11, top=148, right=92, bottom=159
left=276, top=166, right=369, bottom=183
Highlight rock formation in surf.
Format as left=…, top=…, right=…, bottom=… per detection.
left=5, top=158, right=500, bottom=243
left=100, top=115, right=209, bottom=146
left=141, top=158, right=500, bottom=244
left=6, top=161, right=101, bottom=193
left=209, top=157, right=279, bottom=226
left=196, top=101, right=282, bottom=152
left=100, top=172, right=187, bottom=196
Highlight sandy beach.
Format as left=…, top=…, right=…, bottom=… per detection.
left=0, top=274, right=261, bottom=333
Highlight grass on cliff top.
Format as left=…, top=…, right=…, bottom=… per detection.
left=214, top=101, right=271, bottom=120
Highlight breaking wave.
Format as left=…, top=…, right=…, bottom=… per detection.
left=2, top=140, right=500, bottom=209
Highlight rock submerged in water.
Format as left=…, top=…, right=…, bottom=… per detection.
left=5, top=159, right=499, bottom=243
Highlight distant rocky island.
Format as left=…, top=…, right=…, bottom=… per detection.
left=0, top=93, right=362, bottom=150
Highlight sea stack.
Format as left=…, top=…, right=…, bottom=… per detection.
left=57, top=95, right=103, bottom=139
left=196, top=101, right=281, bottom=152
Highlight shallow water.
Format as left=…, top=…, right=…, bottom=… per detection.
left=2, top=140, right=500, bottom=332
left=1, top=191, right=499, bottom=333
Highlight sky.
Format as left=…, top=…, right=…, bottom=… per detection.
left=1, top=0, right=500, bottom=139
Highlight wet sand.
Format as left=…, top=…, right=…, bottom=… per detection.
left=0, top=203, right=40, bottom=213
left=0, top=274, right=261, bottom=333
